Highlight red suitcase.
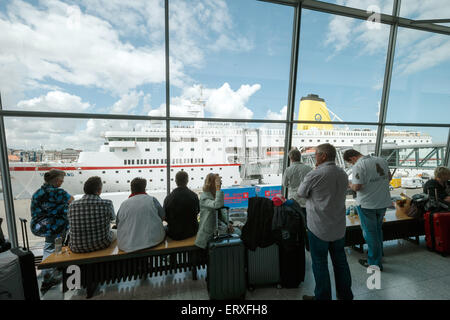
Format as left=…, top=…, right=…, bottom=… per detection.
left=424, top=211, right=450, bottom=256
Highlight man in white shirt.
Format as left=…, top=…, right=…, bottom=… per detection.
left=116, top=178, right=165, bottom=252
left=344, top=149, right=392, bottom=271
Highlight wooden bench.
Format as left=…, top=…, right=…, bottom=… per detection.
left=345, top=210, right=425, bottom=252
left=38, top=236, right=207, bottom=298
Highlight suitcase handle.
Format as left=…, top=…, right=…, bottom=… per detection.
left=19, top=218, right=30, bottom=251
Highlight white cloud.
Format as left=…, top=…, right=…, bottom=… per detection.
left=110, top=91, right=145, bottom=114
left=148, top=83, right=259, bottom=119
left=0, top=0, right=252, bottom=107
left=16, top=91, right=91, bottom=112
left=266, top=106, right=288, bottom=120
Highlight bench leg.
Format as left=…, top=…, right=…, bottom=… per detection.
left=62, top=267, right=68, bottom=295
left=86, top=282, right=99, bottom=299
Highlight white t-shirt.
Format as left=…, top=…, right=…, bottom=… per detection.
left=352, top=155, right=392, bottom=209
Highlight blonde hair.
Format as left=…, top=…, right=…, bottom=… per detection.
left=434, top=166, right=450, bottom=181
left=203, top=173, right=218, bottom=196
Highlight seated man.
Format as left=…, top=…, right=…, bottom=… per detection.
left=116, top=177, right=165, bottom=252
left=68, top=176, right=116, bottom=253
left=163, top=171, right=200, bottom=240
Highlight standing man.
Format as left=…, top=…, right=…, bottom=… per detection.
left=298, top=143, right=353, bottom=301
left=343, top=149, right=392, bottom=271
left=282, top=148, right=312, bottom=209
left=163, top=171, right=200, bottom=240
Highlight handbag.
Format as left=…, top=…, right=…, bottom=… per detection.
left=408, top=193, right=428, bottom=219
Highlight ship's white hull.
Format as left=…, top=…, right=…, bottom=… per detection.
left=9, top=163, right=241, bottom=198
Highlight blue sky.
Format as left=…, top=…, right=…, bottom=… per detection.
left=1, top=0, right=449, bottom=149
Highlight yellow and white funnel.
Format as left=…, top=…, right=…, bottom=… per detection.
left=297, top=94, right=333, bottom=130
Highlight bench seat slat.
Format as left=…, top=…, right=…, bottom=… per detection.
left=38, top=236, right=199, bottom=269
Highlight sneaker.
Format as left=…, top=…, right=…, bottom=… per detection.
left=302, top=295, right=315, bottom=301
left=358, top=259, right=383, bottom=271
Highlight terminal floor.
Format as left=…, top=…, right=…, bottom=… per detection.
left=38, top=236, right=450, bottom=300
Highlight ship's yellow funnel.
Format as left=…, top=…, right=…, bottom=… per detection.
left=297, top=94, right=333, bottom=130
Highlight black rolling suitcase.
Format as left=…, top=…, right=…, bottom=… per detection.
left=0, top=218, right=40, bottom=300
left=0, top=246, right=40, bottom=300
left=273, top=203, right=306, bottom=288
left=207, top=206, right=246, bottom=300
left=278, top=231, right=305, bottom=288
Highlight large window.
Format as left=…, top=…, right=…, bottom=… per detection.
left=296, top=10, right=390, bottom=123
left=386, top=28, right=450, bottom=124
left=167, top=0, right=294, bottom=120
left=0, top=0, right=449, bottom=251
left=0, top=0, right=165, bottom=116
left=4, top=117, right=168, bottom=247
left=380, top=126, right=448, bottom=179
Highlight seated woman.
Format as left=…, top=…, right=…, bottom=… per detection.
left=195, top=173, right=234, bottom=249
left=30, top=169, right=74, bottom=292
left=423, top=166, right=450, bottom=206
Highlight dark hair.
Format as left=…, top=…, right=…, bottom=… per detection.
left=288, top=148, right=301, bottom=162
left=343, top=149, right=362, bottom=162
left=131, top=177, right=147, bottom=193
left=83, top=176, right=102, bottom=195
left=175, top=171, right=189, bottom=187
left=44, top=169, right=65, bottom=185
left=316, top=143, right=337, bottom=162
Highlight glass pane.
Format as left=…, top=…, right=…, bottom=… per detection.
left=380, top=126, right=448, bottom=196
left=167, top=120, right=285, bottom=224
left=296, top=10, right=390, bottom=123
left=292, top=123, right=379, bottom=209
left=166, top=0, right=293, bottom=119
left=318, top=0, right=394, bottom=15
left=5, top=117, right=168, bottom=248
left=386, top=28, right=450, bottom=124
left=0, top=0, right=165, bottom=115
left=400, top=0, right=450, bottom=20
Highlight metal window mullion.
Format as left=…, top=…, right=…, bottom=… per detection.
left=165, top=0, right=171, bottom=196
left=375, top=0, right=401, bottom=157
left=301, top=0, right=450, bottom=36
left=282, top=3, right=301, bottom=197
left=444, top=128, right=450, bottom=167
left=2, top=109, right=450, bottom=129
left=0, top=94, right=18, bottom=248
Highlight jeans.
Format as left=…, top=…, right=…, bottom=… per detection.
left=42, top=235, right=57, bottom=279
left=356, top=206, right=385, bottom=268
left=308, top=231, right=353, bottom=300
left=42, top=232, right=66, bottom=280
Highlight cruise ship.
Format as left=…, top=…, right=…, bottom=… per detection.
left=8, top=94, right=432, bottom=198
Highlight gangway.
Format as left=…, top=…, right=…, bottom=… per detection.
left=381, top=144, right=446, bottom=169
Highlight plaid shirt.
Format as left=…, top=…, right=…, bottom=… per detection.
left=68, top=194, right=115, bottom=253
